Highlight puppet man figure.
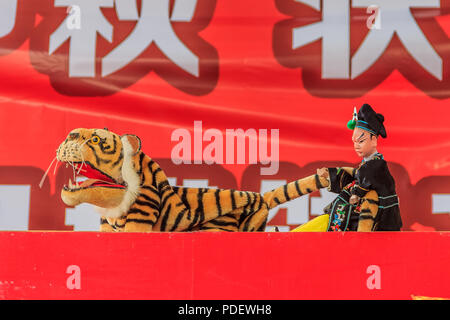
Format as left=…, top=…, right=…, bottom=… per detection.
left=293, top=103, right=402, bottom=232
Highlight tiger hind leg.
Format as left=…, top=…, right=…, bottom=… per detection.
left=237, top=193, right=269, bottom=232
left=199, top=213, right=239, bottom=232
left=357, top=190, right=379, bottom=231
left=198, top=191, right=269, bottom=232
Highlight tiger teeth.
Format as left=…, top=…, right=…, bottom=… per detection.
left=68, top=178, right=82, bottom=190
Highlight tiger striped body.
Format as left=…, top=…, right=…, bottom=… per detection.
left=99, top=154, right=268, bottom=232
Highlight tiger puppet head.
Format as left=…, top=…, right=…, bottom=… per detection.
left=56, top=128, right=140, bottom=217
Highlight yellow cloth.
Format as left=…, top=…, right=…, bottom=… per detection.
left=291, top=214, right=330, bottom=232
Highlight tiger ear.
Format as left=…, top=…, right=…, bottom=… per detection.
left=121, top=134, right=141, bottom=156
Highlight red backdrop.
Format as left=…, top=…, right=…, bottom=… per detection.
left=0, top=0, right=449, bottom=231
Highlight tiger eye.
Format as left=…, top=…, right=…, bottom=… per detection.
left=91, top=136, right=100, bottom=144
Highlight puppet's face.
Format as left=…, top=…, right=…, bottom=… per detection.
left=56, top=128, right=128, bottom=208
left=352, top=127, right=378, bottom=158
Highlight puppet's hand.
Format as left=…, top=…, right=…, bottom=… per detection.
left=317, top=167, right=329, bottom=179
left=349, top=195, right=360, bottom=205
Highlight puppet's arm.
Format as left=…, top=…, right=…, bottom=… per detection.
left=326, top=167, right=355, bottom=193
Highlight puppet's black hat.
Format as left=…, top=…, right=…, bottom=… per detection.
left=347, top=104, right=387, bottom=138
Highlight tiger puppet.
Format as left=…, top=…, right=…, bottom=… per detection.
left=48, top=128, right=377, bottom=232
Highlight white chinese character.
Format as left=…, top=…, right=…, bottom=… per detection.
left=292, top=0, right=442, bottom=81
left=0, top=0, right=18, bottom=38
left=102, top=0, right=199, bottom=77
left=352, top=0, right=442, bottom=80
left=49, top=0, right=114, bottom=77
left=292, top=0, right=350, bottom=79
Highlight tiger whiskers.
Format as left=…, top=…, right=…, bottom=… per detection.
left=43, top=140, right=91, bottom=189
left=77, top=140, right=89, bottom=175
left=69, top=160, right=77, bottom=186
left=39, top=156, right=58, bottom=189
left=53, top=158, right=60, bottom=175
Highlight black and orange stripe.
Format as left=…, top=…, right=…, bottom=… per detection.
left=263, top=174, right=329, bottom=210
left=102, top=152, right=269, bottom=232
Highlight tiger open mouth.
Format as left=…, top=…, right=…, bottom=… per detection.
left=62, top=161, right=127, bottom=192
